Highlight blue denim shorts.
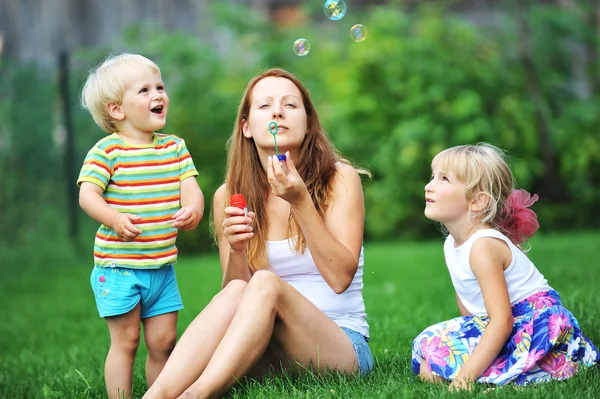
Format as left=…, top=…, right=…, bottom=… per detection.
left=90, top=265, right=183, bottom=319
left=341, top=327, right=374, bottom=376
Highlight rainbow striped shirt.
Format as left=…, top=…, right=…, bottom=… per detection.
left=77, top=133, right=198, bottom=269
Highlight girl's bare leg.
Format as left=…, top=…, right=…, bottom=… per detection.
left=105, top=304, right=141, bottom=399
left=142, top=280, right=248, bottom=399
left=181, top=270, right=358, bottom=398
left=419, top=359, right=444, bottom=383
left=142, top=311, right=178, bottom=387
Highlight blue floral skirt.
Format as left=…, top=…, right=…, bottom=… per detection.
left=411, top=290, right=598, bottom=385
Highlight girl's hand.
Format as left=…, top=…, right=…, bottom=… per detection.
left=449, top=377, right=473, bottom=392
left=221, top=207, right=255, bottom=251
left=267, top=152, right=308, bottom=206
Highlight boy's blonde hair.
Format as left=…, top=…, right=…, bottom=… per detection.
left=81, top=53, right=161, bottom=133
left=432, top=143, right=514, bottom=229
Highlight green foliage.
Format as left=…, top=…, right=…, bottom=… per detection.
left=2, top=2, right=600, bottom=251
left=0, top=62, right=59, bottom=239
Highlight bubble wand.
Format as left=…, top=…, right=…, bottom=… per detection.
left=268, top=121, right=286, bottom=161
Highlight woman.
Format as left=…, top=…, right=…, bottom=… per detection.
left=143, top=68, right=373, bottom=399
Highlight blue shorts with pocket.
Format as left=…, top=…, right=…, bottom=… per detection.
left=341, top=327, right=374, bottom=376
left=90, top=265, right=183, bottom=319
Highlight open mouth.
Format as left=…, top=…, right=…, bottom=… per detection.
left=426, top=198, right=435, bottom=203
left=151, top=105, right=164, bottom=114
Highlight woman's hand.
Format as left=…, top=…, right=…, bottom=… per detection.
left=221, top=207, right=255, bottom=251
left=266, top=152, right=308, bottom=206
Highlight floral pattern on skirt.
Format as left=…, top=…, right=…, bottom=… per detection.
left=411, top=290, right=598, bottom=385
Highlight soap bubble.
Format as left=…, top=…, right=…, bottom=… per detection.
left=293, top=38, right=310, bottom=56
left=324, top=0, right=346, bottom=21
left=350, top=24, right=367, bottom=42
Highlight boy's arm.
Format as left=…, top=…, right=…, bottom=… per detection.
left=79, top=182, right=142, bottom=241
left=172, top=177, right=204, bottom=231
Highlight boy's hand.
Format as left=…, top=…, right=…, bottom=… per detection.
left=172, top=206, right=201, bottom=230
left=111, top=213, right=143, bottom=241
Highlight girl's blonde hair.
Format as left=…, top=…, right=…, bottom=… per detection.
left=81, top=53, right=161, bottom=133
left=219, top=68, right=369, bottom=271
left=432, top=143, right=515, bottom=233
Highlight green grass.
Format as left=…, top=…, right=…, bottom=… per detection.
left=1, top=231, right=599, bottom=398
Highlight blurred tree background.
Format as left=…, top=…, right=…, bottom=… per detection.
left=0, top=0, right=598, bottom=255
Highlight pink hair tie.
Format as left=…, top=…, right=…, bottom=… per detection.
left=499, top=189, right=540, bottom=245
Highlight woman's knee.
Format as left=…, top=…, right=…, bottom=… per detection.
left=247, top=270, right=282, bottom=303
left=216, top=279, right=248, bottom=303
left=223, top=279, right=248, bottom=295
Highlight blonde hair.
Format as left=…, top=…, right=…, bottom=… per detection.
left=81, top=53, right=161, bottom=133
left=219, top=68, right=369, bottom=271
left=432, top=143, right=514, bottom=231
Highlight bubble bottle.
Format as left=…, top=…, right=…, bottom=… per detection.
left=229, top=194, right=247, bottom=217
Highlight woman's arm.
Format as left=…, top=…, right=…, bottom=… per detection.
left=450, top=238, right=514, bottom=390
left=269, top=156, right=364, bottom=294
left=213, top=185, right=255, bottom=287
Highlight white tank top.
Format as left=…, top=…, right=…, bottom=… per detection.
left=444, top=229, right=552, bottom=316
left=267, top=238, right=369, bottom=338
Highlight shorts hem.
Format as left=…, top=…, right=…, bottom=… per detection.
left=141, top=304, right=184, bottom=319
left=98, top=298, right=141, bottom=318
left=341, top=326, right=374, bottom=376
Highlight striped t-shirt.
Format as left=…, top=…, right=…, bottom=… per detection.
left=77, top=133, right=198, bottom=269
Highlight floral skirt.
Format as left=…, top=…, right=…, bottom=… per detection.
left=411, top=290, right=598, bottom=385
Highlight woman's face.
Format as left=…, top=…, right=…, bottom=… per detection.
left=242, top=76, right=308, bottom=158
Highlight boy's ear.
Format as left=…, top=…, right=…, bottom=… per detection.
left=107, top=102, right=125, bottom=121
left=241, top=119, right=251, bottom=138
left=470, top=191, right=490, bottom=213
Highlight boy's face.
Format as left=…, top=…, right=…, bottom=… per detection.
left=113, top=66, right=169, bottom=135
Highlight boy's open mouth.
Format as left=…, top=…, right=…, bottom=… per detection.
left=151, top=105, right=164, bottom=114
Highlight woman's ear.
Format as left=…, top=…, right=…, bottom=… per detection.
left=470, top=191, right=490, bottom=213
left=107, top=102, right=125, bottom=121
left=242, top=119, right=252, bottom=138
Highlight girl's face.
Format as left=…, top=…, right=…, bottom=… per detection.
left=424, top=167, right=470, bottom=225
left=242, top=76, right=308, bottom=159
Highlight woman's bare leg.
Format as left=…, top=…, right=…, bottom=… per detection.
left=142, top=280, right=248, bottom=399
left=181, top=270, right=358, bottom=398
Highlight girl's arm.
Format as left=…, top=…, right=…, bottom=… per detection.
left=451, top=237, right=514, bottom=390
left=269, top=157, right=364, bottom=294
left=213, top=185, right=254, bottom=287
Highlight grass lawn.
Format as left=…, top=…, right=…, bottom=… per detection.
left=1, top=231, right=598, bottom=398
